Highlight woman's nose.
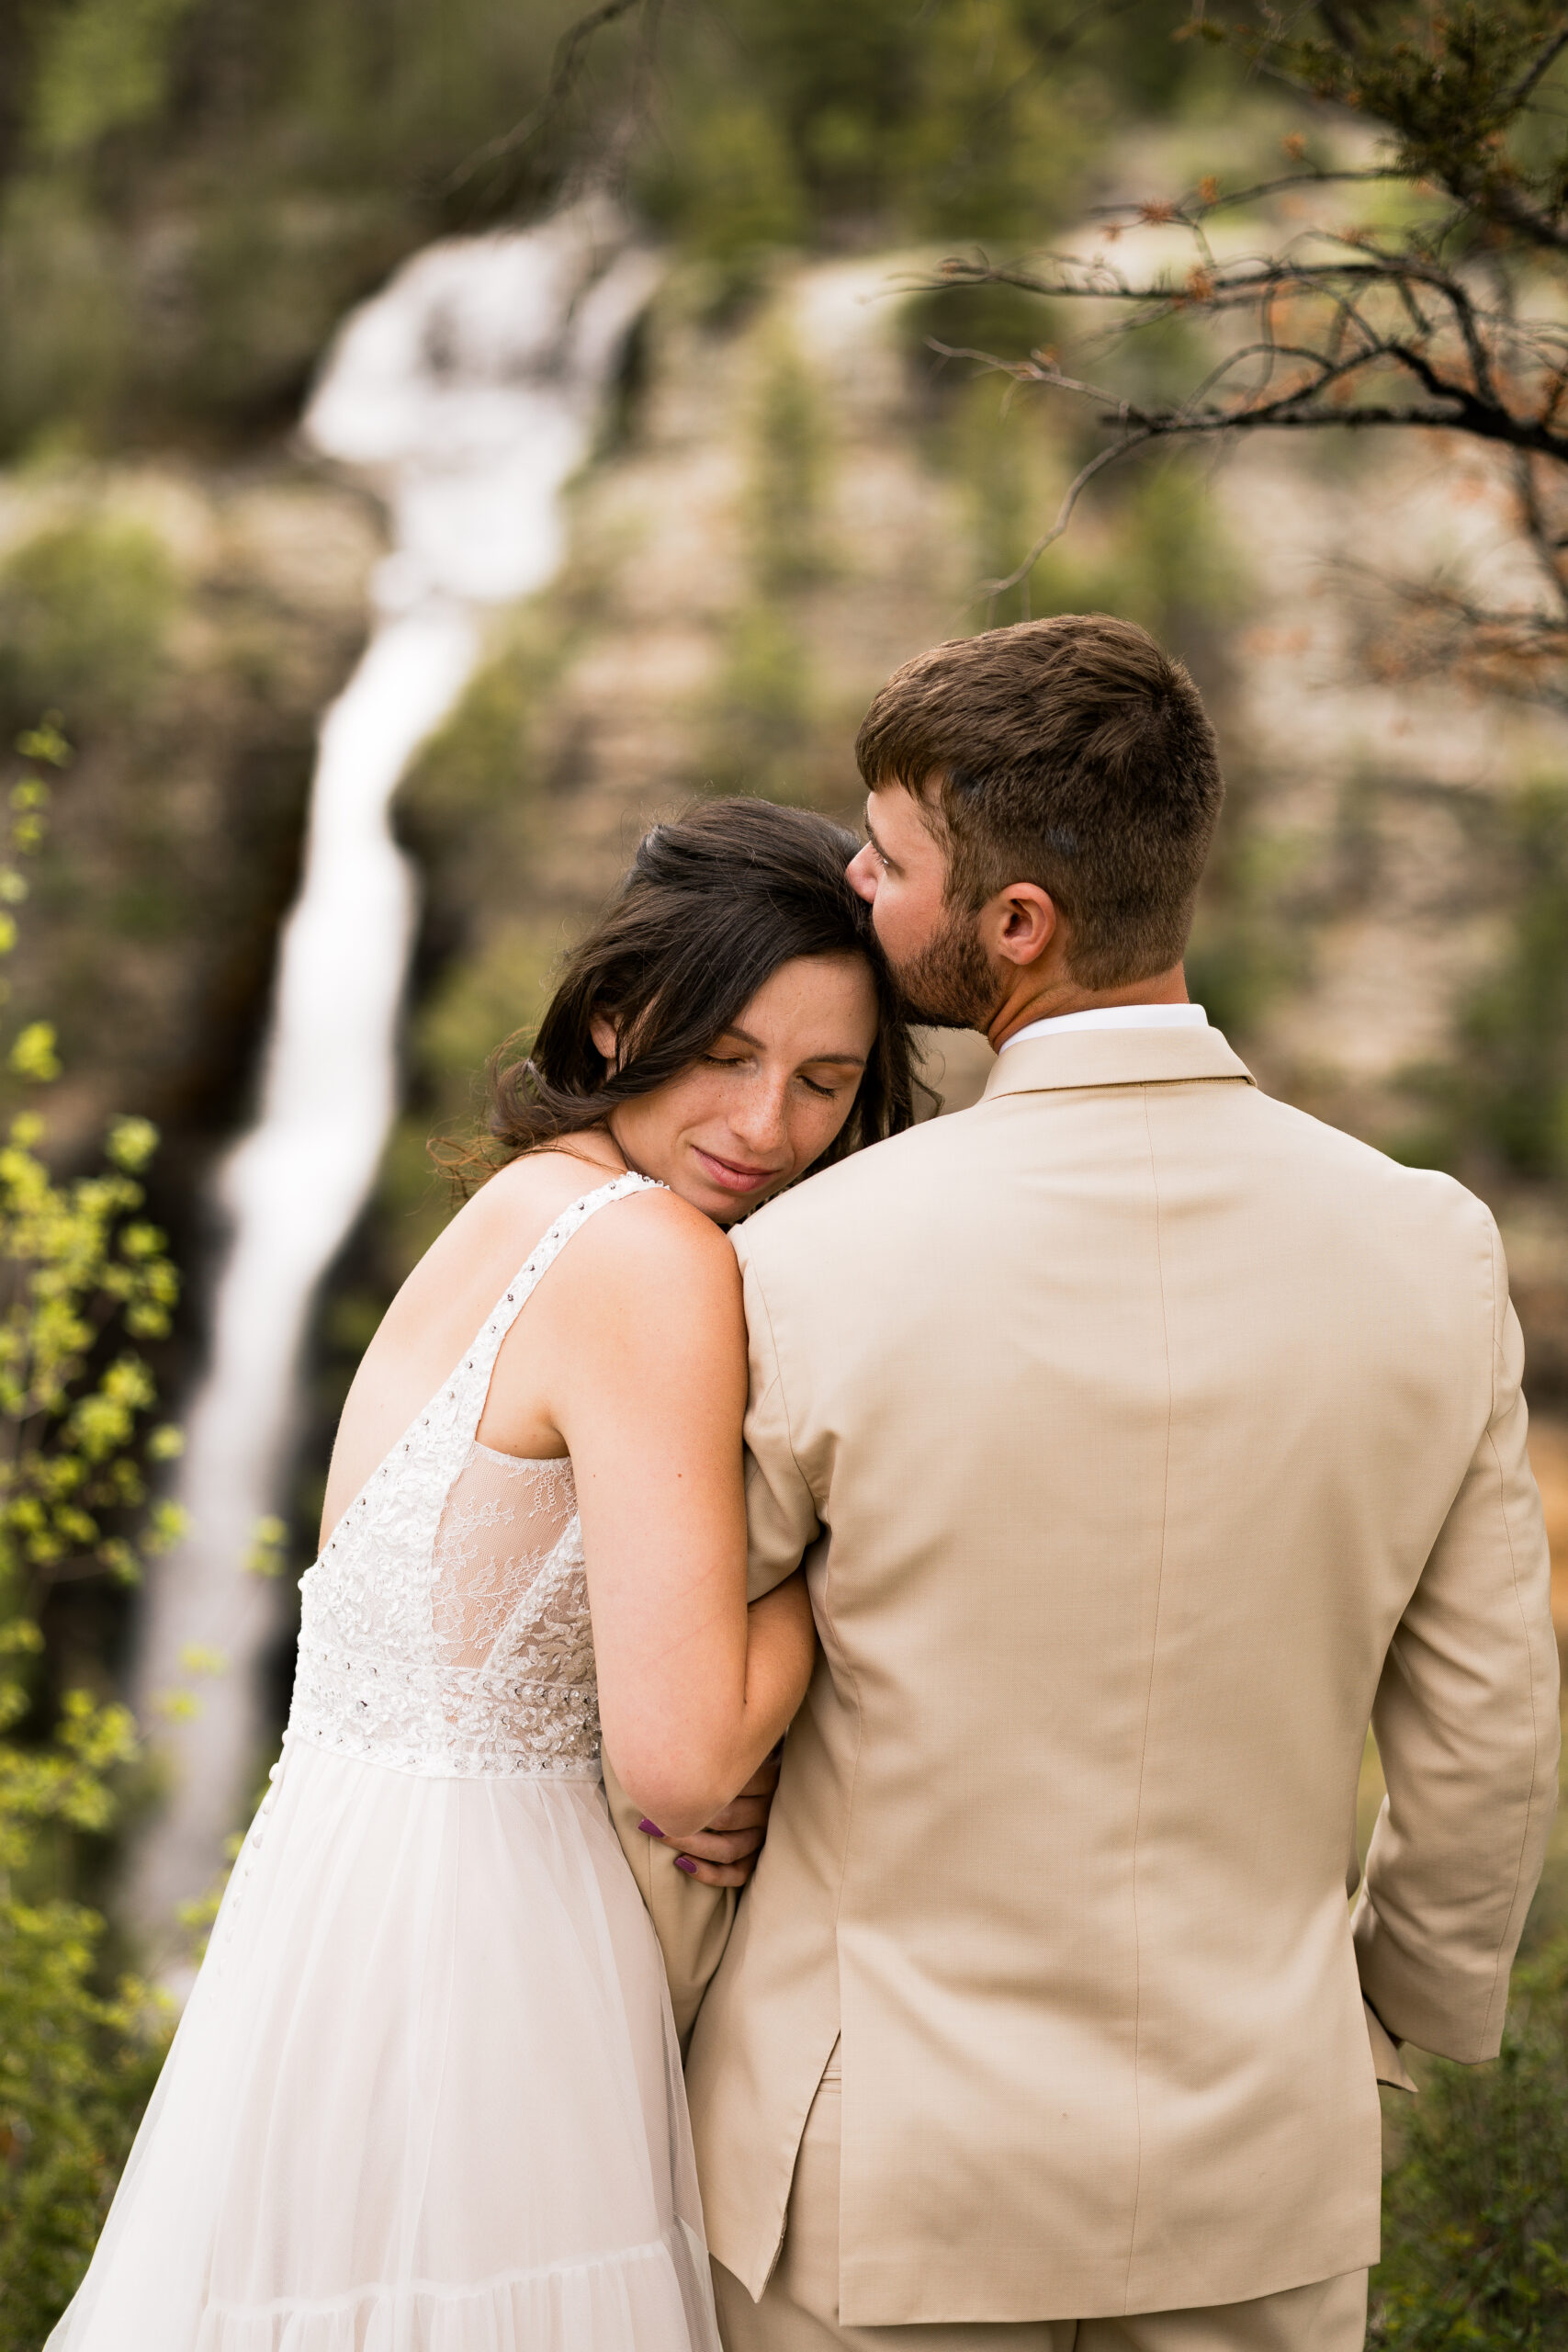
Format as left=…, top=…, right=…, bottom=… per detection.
left=731, top=1077, right=790, bottom=1154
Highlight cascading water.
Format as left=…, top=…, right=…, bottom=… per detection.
left=129, top=201, right=659, bottom=1957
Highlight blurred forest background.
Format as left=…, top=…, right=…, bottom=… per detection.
left=1, top=0, right=1567, bottom=2342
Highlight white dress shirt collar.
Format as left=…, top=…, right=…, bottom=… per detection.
left=998, top=1002, right=1210, bottom=1055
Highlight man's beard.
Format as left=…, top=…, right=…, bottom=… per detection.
left=887, top=901, right=998, bottom=1031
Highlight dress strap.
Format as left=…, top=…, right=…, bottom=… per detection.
left=444, top=1170, right=664, bottom=1444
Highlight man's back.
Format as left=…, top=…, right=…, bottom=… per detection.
left=685, top=1023, right=1559, bottom=2327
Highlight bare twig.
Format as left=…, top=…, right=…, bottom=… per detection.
left=1087, top=165, right=1412, bottom=223
left=1505, top=23, right=1568, bottom=110
left=444, top=0, right=652, bottom=196
left=977, top=432, right=1155, bottom=599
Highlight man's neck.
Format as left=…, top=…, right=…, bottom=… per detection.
left=985, top=966, right=1190, bottom=1055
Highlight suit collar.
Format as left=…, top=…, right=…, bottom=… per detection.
left=980, top=1023, right=1256, bottom=1101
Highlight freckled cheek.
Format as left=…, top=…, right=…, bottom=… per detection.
left=678, top=1071, right=747, bottom=1148
left=791, top=1101, right=846, bottom=1172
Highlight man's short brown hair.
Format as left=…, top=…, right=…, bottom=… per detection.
left=855, top=614, right=1224, bottom=990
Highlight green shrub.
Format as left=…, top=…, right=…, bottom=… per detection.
left=1371, top=1938, right=1568, bottom=2347
left=747, top=330, right=830, bottom=595
left=1393, top=778, right=1568, bottom=1182
left=1454, top=781, right=1568, bottom=1183
left=0, top=723, right=183, bottom=2346
left=0, top=1726, right=171, bottom=2352
left=0, top=184, right=131, bottom=457
left=0, top=519, right=177, bottom=734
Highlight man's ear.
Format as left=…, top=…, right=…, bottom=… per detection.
left=981, top=883, right=1058, bottom=970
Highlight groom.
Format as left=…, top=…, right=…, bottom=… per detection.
left=627, top=614, right=1560, bottom=2349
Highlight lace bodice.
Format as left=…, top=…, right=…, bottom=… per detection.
left=287, top=1171, right=662, bottom=1779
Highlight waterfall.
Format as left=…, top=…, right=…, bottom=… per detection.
left=129, top=201, right=659, bottom=1958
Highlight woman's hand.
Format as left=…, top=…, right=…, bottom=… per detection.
left=641, top=1752, right=782, bottom=1888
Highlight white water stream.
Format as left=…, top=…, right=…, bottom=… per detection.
left=130, top=202, right=658, bottom=1951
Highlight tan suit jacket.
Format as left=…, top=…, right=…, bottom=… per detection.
left=618, top=1025, right=1560, bottom=2325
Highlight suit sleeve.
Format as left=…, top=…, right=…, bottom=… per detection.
left=1353, top=1215, right=1561, bottom=2061
left=602, top=1751, right=736, bottom=2054
left=735, top=1236, right=821, bottom=1603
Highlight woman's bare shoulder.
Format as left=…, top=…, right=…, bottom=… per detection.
left=423, top=1148, right=615, bottom=1269
left=429, top=1152, right=733, bottom=1315
left=547, top=1175, right=738, bottom=1303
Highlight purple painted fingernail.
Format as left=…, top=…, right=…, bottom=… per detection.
left=638, top=1819, right=665, bottom=1838
left=674, top=1854, right=699, bottom=1874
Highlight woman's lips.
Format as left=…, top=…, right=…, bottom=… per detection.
left=693, top=1145, right=778, bottom=1194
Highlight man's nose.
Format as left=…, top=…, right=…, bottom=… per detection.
left=846, top=843, right=878, bottom=903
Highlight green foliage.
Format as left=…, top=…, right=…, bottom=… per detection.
left=654, top=98, right=807, bottom=282
left=1455, top=782, right=1568, bottom=1183
left=645, top=0, right=1099, bottom=257
left=1281, top=0, right=1568, bottom=227
left=29, top=0, right=200, bottom=161
left=1039, top=456, right=1241, bottom=639
left=937, top=371, right=1053, bottom=623
left=1184, top=816, right=1306, bottom=1043
left=0, top=182, right=131, bottom=454
left=937, top=357, right=1241, bottom=635
left=0, top=722, right=182, bottom=2344
left=1395, top=780, right=1568, bottom=1183
left=746, top=330, right=830, bottom=594
left=397, top=644, right=537, bottom=840
left=0, top=0, right=1238, bottom=452
left=0, top=519, right=177, bottom=735
left=1371, top=1937, right=1568, bottom=2348
left=0, top=1708, right=168, bottom=2352
left=0, top=0, right=575, bottom=451
left=701, top=605, right=819, bottom=800
left=383, top=620, right=574, bottom=1267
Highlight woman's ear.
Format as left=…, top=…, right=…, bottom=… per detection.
left=590, top=1011, right=619, bottom=1065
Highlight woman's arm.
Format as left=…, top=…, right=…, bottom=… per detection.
left=547, top=1191, right=816, bottom=1839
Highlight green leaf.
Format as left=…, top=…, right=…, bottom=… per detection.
left=8, top=1025, right=62, bottom=1086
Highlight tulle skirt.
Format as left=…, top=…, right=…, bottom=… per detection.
left=47, top=1740, right=721, bottom=2351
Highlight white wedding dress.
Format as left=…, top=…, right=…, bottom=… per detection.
left=50, top=1171, right=721, bottom=2352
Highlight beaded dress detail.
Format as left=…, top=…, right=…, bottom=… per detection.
left=287, top=1175, right=632, bottom=1781
left=48, top=1174, right=721, bottom=2352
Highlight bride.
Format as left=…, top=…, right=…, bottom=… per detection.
left=50, top=798, right=919, bottom=2352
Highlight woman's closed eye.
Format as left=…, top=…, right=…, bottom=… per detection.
left=703, top=1051, right=848, bottom=1098
left=803, top=1048, right=873, bottom=1096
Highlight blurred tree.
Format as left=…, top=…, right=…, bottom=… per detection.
left=0, top=0, right=586, bottom=448
left=919, top=1, right=1568, bottom=707
left=0, top=521, right=177, bottom=735
left=0, top=722, right=186, bottom=2346
left=0, top=0, right=1224, bottom=450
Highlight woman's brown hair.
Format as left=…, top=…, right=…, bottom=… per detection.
left=455, top=798, right=922, bottom=1183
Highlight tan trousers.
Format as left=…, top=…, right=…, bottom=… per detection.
left=712, top=2065, right=1369, bottom=2352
